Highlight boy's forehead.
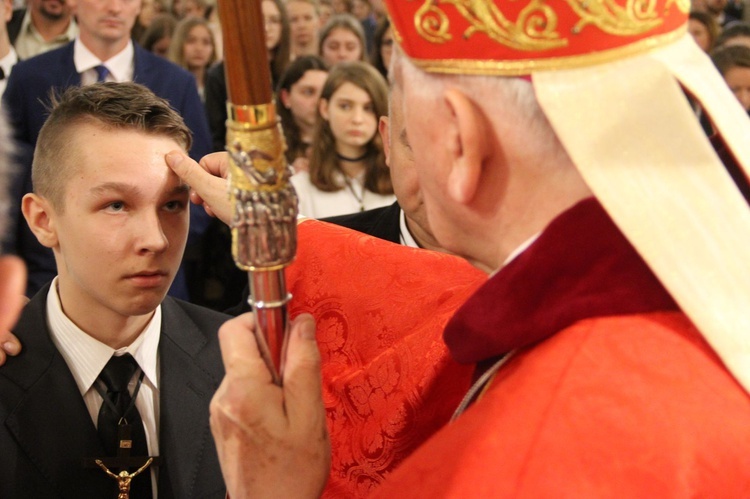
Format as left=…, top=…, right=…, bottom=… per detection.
left=65, top=126, right=187, bottom=190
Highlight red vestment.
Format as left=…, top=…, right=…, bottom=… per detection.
left=370, top=199, right=750, bottom=497
left=286, top=220, right=486, bottom=498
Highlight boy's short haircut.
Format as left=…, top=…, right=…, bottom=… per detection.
left=33, top=82, right=193, bottom=211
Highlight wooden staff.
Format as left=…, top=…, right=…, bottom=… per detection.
left=217, top=0, right=298, bottom=385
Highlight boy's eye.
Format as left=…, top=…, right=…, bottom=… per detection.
left=106, top=201, right=125, bottom=212
left=164, top=200, right=186, bottom=212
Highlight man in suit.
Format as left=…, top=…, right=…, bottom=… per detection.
left=2, top=0, right=211, bottom=298
left=7, top=0, right=77, bottom=59
left=0, top=82, right=226, bottom=498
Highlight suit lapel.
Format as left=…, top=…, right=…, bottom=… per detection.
left=4, top=287, right=114, bottom=498
left=371, top=201, right=403, bottom=244
left=157, top=299, right=223, bottom=499
left=132, top=43, right=153, bottom=83
left=60, top=42, right=81, bottom=86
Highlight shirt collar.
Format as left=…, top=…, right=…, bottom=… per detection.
left=74, top=37, right=134, bottom=82
left=46, top=277, right=162, bottom=396
left=398, top=208, right=420, bottom=249
left=0, top=47, right=18, bottom=77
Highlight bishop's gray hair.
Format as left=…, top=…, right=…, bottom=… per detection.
left=390, top=47, right=569, bottom=166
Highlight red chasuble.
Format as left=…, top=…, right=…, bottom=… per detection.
left=369, top=199, right=750, bottom=497
left=286, top=220, right=486, bottom=498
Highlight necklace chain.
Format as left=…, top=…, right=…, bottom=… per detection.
left=343, top=176, right=366, bottom=212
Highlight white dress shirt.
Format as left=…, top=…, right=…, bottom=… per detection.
left=0, top=47, right=18, bottom=102
left=74, top=37, right=135, bottom=85
left=291, top=170, right=396, bottom=219
left=398, top=208, right=420, bottom=249
left=46, top=277, right=161, bottom=497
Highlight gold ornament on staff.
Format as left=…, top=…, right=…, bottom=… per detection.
left=217, top=0, right=298, bottom=385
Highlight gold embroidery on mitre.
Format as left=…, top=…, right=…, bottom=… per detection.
left=665, top=0, right=690, bottom=14
left=410, top=26, right=685, bottom=74
left=416, top=0, right=566, bottom=49
left=413, top=0, right=675, bottom=50
left=415, top=0, right=453, bottom=42
left=568, top=0, right=661, bottom=36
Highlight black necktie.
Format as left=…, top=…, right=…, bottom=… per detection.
left=94, top=65, right=109, bottom=83
left=97, top=353, right=153, bottom=498
left=0, top=67, right=5, bottom=80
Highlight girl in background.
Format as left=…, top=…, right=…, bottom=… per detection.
left=276, top=56, right=330, bottom=172
left=140, top=13, right=177, bottom=58
left=292, top=61, right=394, bottom=218
left=319, top=14, right=367, bottom=67
left=169, top=17, right=217, bottom=101
left=688, top=11, right=719, bottom=53
left=263, top=0, right=292, bottom=87
left=370, top=17, right=393, bottom=78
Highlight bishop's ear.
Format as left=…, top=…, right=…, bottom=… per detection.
left=21, top=193, right=59, bottom=249
left=442, top=88, right=490, bottom=206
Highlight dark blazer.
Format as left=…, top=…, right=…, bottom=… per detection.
left=0, top=285, right=228, bottom=499
left=204, top=61, right=228, bottom=153
left=322, top=201, right=402, bottom=244
left=7, top=9, right=24, bottom=46
left=2, top=41, right=212, bottom=298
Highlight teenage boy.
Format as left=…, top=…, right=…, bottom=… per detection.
left=0, top=82, right=226, bottom=499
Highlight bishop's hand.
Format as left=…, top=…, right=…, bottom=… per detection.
left=210, top=313, right=330, bottom=499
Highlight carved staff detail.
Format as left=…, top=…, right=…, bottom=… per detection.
left=217, top=0, right=298, bottom=385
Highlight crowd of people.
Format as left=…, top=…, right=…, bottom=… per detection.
left=0, top=0, right=750, bottom=496
left=689, top=3, right=750, bottom=122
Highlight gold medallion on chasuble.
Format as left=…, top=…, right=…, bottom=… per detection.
left=385, top=0, right=689, bottom=75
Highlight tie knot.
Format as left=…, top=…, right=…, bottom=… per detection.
left=94, top=64, right=109, bottom=82
left=99, top=353, right=138, bottom=393
left=0, top=66, right=5, bottom=81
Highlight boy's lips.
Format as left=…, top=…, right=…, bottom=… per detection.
left=126, top=270, right=170, bottom=287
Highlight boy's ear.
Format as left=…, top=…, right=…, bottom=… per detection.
left=442, top=88, right=490, bottom=206
left=21, top=193, right=59, bottom=249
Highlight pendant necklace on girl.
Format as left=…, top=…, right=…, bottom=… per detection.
left=338, top=152, right=369, bottom=212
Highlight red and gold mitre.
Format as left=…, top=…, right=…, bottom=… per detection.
left=385, top=0, right=689, bottom=74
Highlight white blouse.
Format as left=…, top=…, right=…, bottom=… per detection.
left=291, top=170, right=396, bottom=219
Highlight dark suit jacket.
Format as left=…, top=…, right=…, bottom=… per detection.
left=7, top=9, right=24, bottom=46
left=204, top=61, right=228, bottom=153
left=0, top=286, right=228, bottom=499
left=322, top=201, right=402, bottom=244
left=2, top=41, right=212, bottom=298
